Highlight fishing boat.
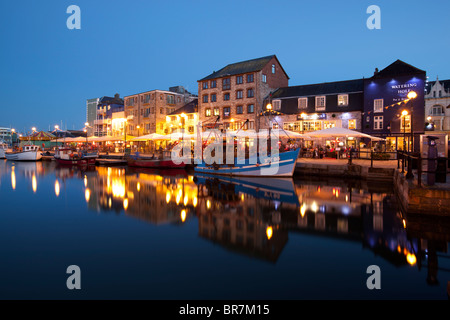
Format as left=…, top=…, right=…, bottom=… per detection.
left=54, top=147, right=98, bottom=166
left=127, top=150, right=186, bottom=169
left=5, top=145, right=43, bottom=161
left=0, top=141, right=8, bottom=159
left=194, top=147, right=299, bottom=177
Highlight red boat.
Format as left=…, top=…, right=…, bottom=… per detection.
left=54, top=148, right=98, bottom=166
left=127, top=151, right=186, bottom=169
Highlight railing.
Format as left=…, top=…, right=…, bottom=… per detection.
left=397, top=150, right=448, bottom=187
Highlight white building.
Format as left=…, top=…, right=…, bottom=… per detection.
left=0, top=127, right=14, bottom=146
left=425, top=77, right=450, bottom=133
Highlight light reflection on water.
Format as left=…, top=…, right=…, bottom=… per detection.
left=0, top=159, right=449, bottom=299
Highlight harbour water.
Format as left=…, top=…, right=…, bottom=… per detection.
left=0, top=159, right=448, bottom=300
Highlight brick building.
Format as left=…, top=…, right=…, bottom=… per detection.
left=197, top=55, right=289, bottom=132
left=123, top=86, right=197, bottom=137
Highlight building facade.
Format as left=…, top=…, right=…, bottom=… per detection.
left=164, top=99, right=198, bottom=135
left=425, top=77, right=450, bottom=133
left=266, top=79, right=364, bottom=147
left=86, top=98, right=99, bottom=136
left=363, top=60, right=426, bottom=152
left=197, top=55, right=289, bottom=132
left=94, top=94, right=125, bottom=137
left=123, top=86, right=196, bottom=137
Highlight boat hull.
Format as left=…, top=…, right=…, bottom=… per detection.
left=55, top=157, right=97, bottom=166
left=127, top=158, right=186, bottom=169
left=5, top=151, right=42, bottom=161
left=194, top=149, right=299, bottom=177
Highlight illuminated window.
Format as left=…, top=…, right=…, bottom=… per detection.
left=213, top=107, right=220, bottom=116
left=205, top=108, right=211, bottom=117
left=348, top=119, right=356, bottom=130
left=338, top=94, right=348, bottom=106
left=400, top=115, right=411, bottom=132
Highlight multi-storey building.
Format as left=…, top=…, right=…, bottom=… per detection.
left=94, top=94, right=124, bottom=137
left=123, top=86, right=196, bottom=137
left=164, top=99, right=198, bottom=135
left=363, top=60, right=426, bottom=152
left=197, top=55, right=289, bottom=132
left=425, top=77, right=450, bottom=133
left=86, top=98, right=99, bottom=136
left=265, top=79, right=364, bottom=140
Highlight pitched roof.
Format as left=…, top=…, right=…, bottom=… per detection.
left=371, top=59, right=425, bottom=79
left=98, top=95, right=124, bottom=106
left=271, top=79, right=364, bottom=98
left=169, top=99, right=198, bottom=115
left=199, top=55, right=288, bottom=81
left=425, top=79, right=450, bottom=93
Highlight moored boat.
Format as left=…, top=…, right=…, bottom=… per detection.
left=194, top=148, right=299, bottom=177
left=54, top=148, right=98, bottom=166
left=0, top=141, right=8, bottom=159
left=5, top=145, right=43, bottom=161
left=127, top=151, right=186, bottom=169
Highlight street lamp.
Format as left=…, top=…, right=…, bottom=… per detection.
left=406, top=90, right=417, bottom=179
left=84, top=122, right=92, bottom=147
left=54, top=125, right=59, bottom=149
left=401, top=110, right=408, bottom=151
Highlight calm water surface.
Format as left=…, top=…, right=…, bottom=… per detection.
left=0, top=159, right=449, bottom=300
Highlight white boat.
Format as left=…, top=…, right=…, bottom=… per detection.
left=0, top=142, right=7, bottom=159
left=5, top=145, right=43, bottom=161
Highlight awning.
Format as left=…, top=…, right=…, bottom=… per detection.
left=307, top=127, right=385, bottom=141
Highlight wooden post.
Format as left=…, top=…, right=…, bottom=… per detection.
left=418, top=154, right=422, bottom=187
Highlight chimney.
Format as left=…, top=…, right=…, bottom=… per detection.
left=374, top=68, right=379, bottom=75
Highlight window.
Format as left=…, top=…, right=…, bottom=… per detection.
left=247, top=104, right=254, bottom=113
left=338, top=94, right=348, bottom=106
left=374, top=99, right=384, bottom=113
left=223, top=107, right=231, bottom=118
left=188, top=126, right=194, bottom=133
left=273, top=100, right=281, bottom=110
left=167, top=95, right=175, bottom=104
left=223, top=78, right=231, bottom=90
left=213, top=107, right=220, bottom=116
left=236, top=106, right=243, bottom=114
left=236, top=90, right=243, bottom=99
left=298, top=98, right=308, bottom=109
left=247, top=74, right=254, bottom=83
left=315, top=96, right=326, bottom=111
left=272, top=64, right=276, bottom=74
left=188, top=114, right=194, bottom=120
left=211, top=94, right=217, bottom=102
left=202, top=82, right=208, bottom=89
left=202, top=95, right=208, bottom=103
left=236, top=76, right=243, bottom=84
left=160, top=108, right=164, bottom=114
left=430, top=105, right=444, bottom=115
left=439, top=90, right=442, bottom=98
left=374, top=116, right=383, bottom=130
left=248, top=121, right=255, bottom=129
left=224, top=93, right=230, bottom=101
left=400, top=115, right=411, bottom=131
left=247, top=88, right=254, bottom=98
left=348, top=119, right=356, bottom=130
left=205, top=108, right=211, bottom=117
left=211, top=80, right=217, bottom=88
left=144, top=94, right=151, bottom=104
left=262, top=74, right=267, bottom=83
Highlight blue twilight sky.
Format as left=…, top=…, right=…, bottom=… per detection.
left=0, top=0, right=449, bottom=133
